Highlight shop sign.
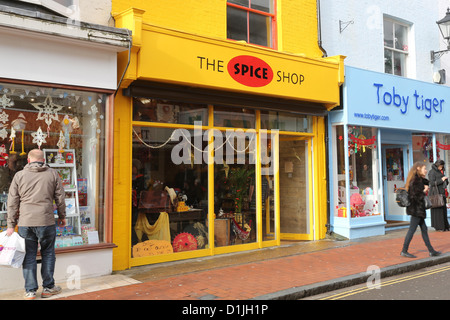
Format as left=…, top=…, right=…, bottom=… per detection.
left=345, top=67, right=450, bottom=133
left=373, top=83, right=445, bottom=119
left=139, top=25, right=343, bottom=106
left=199, top=55, right=305, bottom=88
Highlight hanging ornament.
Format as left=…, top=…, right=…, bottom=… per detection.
left=0, top=94, right=14, bottom=109
left=0, top=111, right=9, bottom=124
left=57, top=130, right=66, bottom=152
left=0, top=125, right=7, bottom=140
left=31, top=94, right=64, bottom=135
left=11, top=113, right=27, bottom=156
left=62, top=115, right=78, bottom=149
left=9, top=127, right=16, bottom=153
left=31, top=126, right=47, bottom=149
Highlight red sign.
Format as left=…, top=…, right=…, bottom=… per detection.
left=437, top=141, right=450, bottom=150
left=349, top=134, right=377, bottom=146
left=227, top=55, right=273, bottom=87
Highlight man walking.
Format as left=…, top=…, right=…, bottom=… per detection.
left=6, top=149, right=66, bottom=300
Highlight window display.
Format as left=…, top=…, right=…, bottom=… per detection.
left=334, top=125, right=381, bottom=218
left=0, top=82, right=107, bottom=247
left=131, top=126, right=209, bottom=257
left=412, top=133, right=433, bottom=171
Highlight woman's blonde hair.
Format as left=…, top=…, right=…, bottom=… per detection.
left=405, top=162, right=426, bottom=191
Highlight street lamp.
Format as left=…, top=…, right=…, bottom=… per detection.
left=431, top=8, right=450, bottom=63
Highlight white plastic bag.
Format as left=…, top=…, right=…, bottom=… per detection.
left=0, top=231, right=26, bottom=268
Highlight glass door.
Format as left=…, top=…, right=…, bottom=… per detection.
left=279, top=137, right=313, bottom=240
left=382, top=145, right=409, bottom=220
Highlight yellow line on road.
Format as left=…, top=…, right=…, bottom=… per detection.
left=320, top=264, right=450, bottom=300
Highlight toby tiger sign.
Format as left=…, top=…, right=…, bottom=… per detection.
left=197, top=55, right=306, bottom=88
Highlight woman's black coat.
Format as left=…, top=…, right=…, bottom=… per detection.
left=428, top=164, right=448, bottom=195
left=407, top=175, right=429, bottom=218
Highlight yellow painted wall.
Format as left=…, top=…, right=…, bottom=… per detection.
left=278, top=1, right=323, bottom=57
left=112, top=0, right=323, bottom=56
left=112, top=0, right=227, bottom=39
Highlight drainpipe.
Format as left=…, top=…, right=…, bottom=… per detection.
left=317, top=0, right=328, bottom=57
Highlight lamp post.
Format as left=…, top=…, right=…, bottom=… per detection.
left=431, top=8, right=450, bottom=63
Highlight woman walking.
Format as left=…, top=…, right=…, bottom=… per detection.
left=428, top=159, right=449, bottom=231
left=401, top=162, right=441, bottom=258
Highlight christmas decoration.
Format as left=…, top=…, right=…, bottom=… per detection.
left=0, top=126, right=7, bottom=140
left=57, top=130, right=66, bottom=152
left=9, top=127, right=15, bottom=152
left=0, top=111, right=9, bottom=124
left=31, top=126, right=47, bottom=149
left=10, top=113, right=27, bottom=155
left=437, top=141, right=450, bottom=150
left=32, top=94, right=64, bottom=134
left=61, top=115, right=79, bottom=149
left=0, top=94, right=13, bottom=109
left=0, top=144, right=8, bottom=166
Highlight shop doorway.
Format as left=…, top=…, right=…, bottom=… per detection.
left=382, top=145, right=409, bottom=222
left=279, top=137, right=313, bottom=240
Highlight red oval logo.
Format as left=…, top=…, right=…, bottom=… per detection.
left=227, top=55, right=273, bottom=87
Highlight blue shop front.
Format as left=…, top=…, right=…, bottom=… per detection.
left=328, top=66, right=450, bottom=239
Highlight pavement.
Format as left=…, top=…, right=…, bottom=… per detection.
left=2, top=227, right=450, bottom=300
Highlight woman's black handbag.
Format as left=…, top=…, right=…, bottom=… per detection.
left=424, top=195, right=433, bottom=209
left=428, top=182, right=445, bottom=208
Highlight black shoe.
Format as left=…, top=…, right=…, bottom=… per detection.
left=401, top=251, right=416, bottom=258
left=430, top=251, right=442, bottom=257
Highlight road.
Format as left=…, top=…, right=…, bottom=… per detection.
left=302, top=262, right=450, bottom=300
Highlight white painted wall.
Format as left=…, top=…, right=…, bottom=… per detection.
left=320, top=0, right=441, bottom=82
left=0, top=26, right=119, bottom=90
left=0, top=248, right=113, bottom=293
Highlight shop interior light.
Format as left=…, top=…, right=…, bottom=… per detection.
left=431, top=8, right=450, bottom=63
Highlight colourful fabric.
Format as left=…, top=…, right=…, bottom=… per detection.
left=134, top=212, right=170, bottom=242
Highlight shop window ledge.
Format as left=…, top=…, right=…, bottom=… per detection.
left=37, top=243, right=117, bottom=256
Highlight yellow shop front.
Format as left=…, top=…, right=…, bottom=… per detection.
left=112, top=9, right=345, bottom=270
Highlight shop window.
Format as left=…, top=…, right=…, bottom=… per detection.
left=279, top=139, right=309, bottom=234
left=412, top=133, right=433, bottom=171
left=333, top=125, right=347, bottom=218
left=214, top=128, right=256, bottom=246
left=227, top=0, right=276, bottom=48
left=131, top=127, right=209, bottom=257
left=334, top=126, right=380, bottom=218
left=133, top=98, right=208, bottom=126
left=214, top=106, right=255, bottom=128
left=384, top=17, right=409, bottom=77
left=436, top=134, right=450, bottom=203
left=260, top=111, right=312, bottom=133
left=0, top=82, right=107, bottom=247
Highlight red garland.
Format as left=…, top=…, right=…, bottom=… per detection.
left=349, top=134, right=377, bottom=146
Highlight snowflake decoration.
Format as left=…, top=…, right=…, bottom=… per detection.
left=31, top=127, right=47, bottom=149
left=89, top=136, right=97, bottom=150
left=90, top=104, right=98, bottom=116
left=31, top=94, right=64, bottom=131
left=0, top=128, right=7, bottom=140
left=0, top=94, right=14, bottom=109
left=90, top=118, right=98, bottom=129
left=0, top=111, right=9, bottom=124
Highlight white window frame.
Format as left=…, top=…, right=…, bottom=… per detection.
left=384, top=17, right=410, bottom=77
left=18, top=0, right=78, bottom=18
